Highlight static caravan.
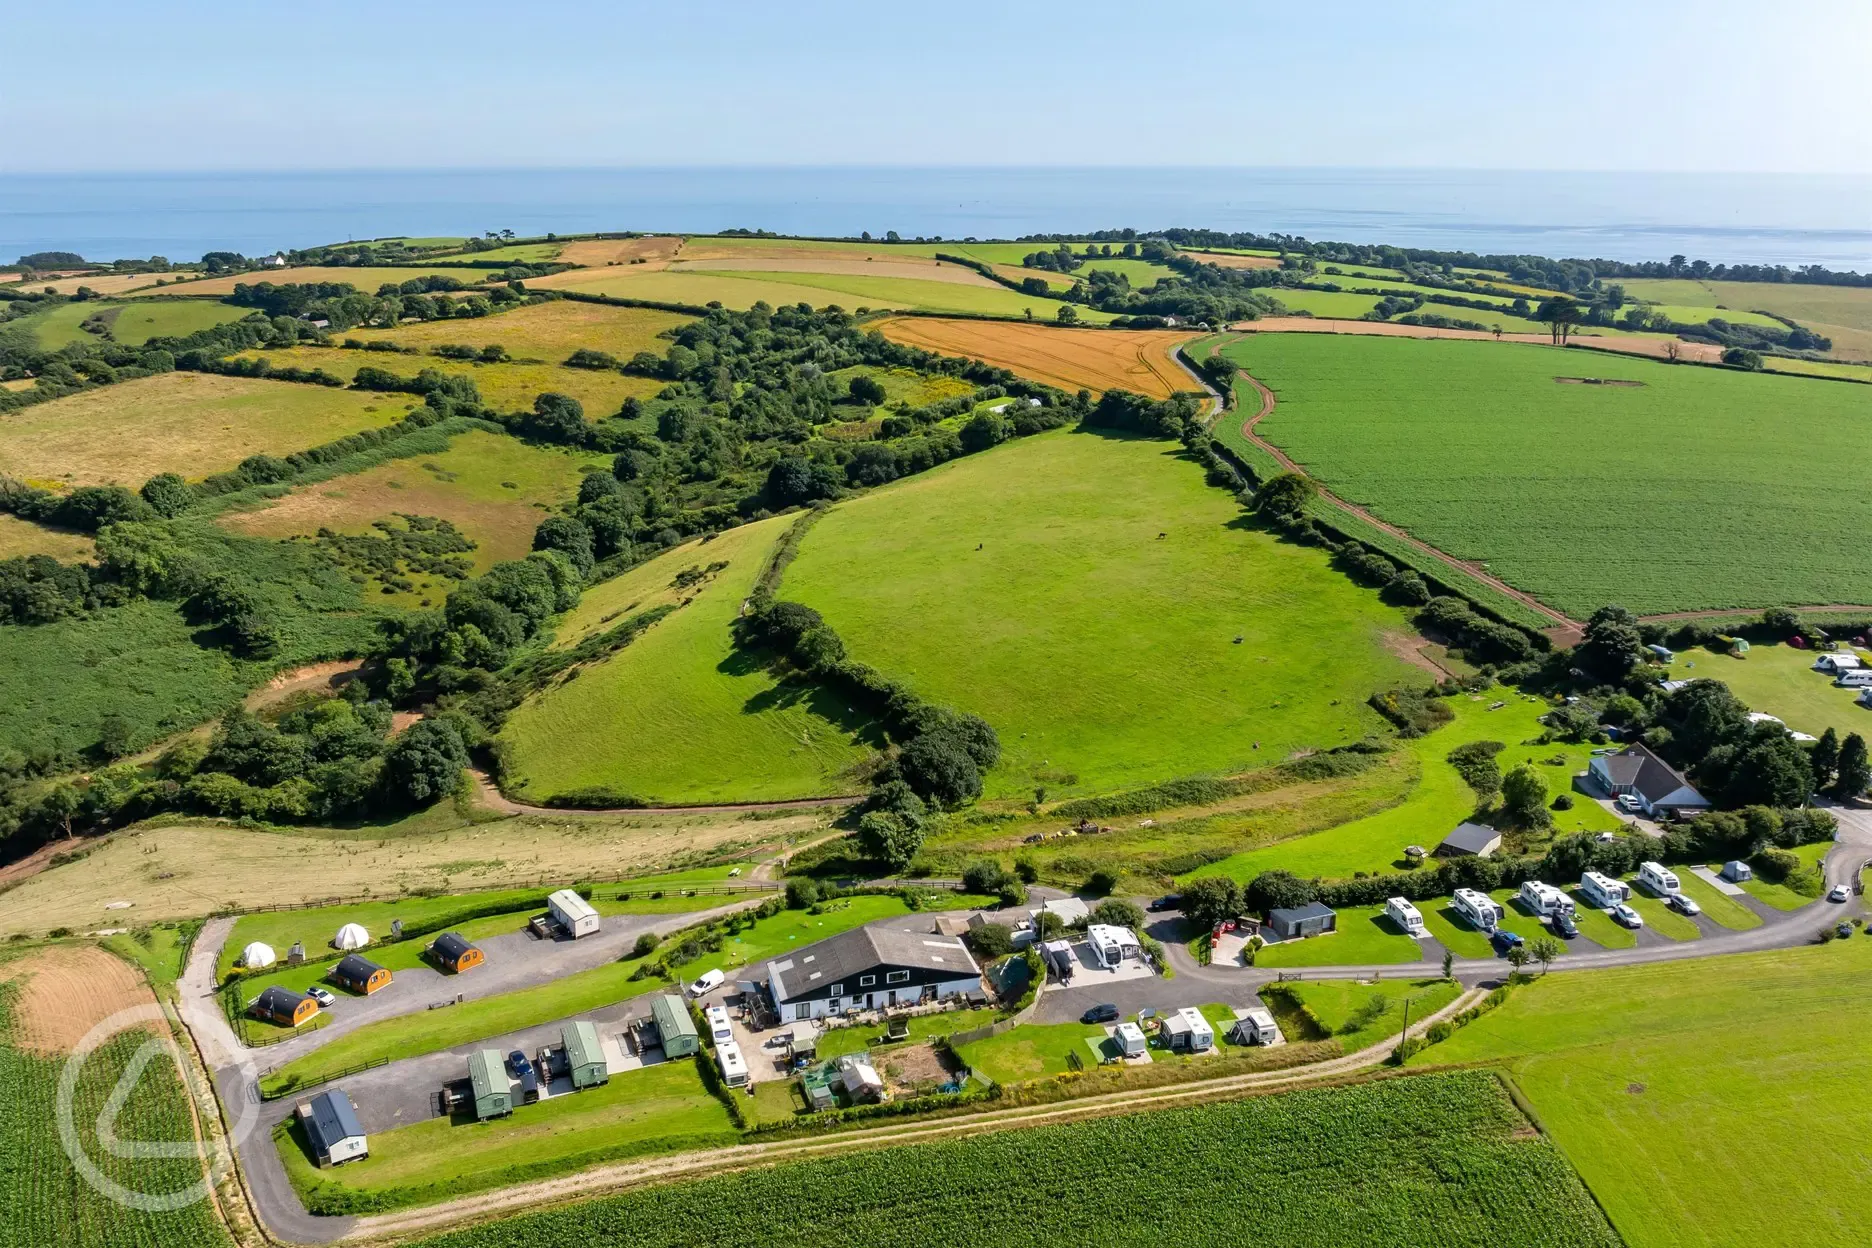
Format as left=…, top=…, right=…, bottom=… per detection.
left=650, top=993, right=700, bottom=1058
left=562, top=1020, right=609, bottom=1090
left=1518, top=880, right=1575, bottom=919
left=1384, top=897, right=1426, bottom=937
left=298, top=1091, right=368, bottom=1166
left=1637, top=861, right=1681, bottom=895
left=466, top=1049, right=513, bottom=1121
left=547, top=889, right=601, bottom=939
left=1451, top=888, right=1503, bottom=932
left=717, top=1039, right=750, bottom=1088
left=1581, top=870, right=1630, bottom=908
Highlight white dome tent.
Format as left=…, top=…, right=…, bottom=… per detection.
left=333, top=923, right=371, bottom=951
left=241, top=942, right=277, bottom=969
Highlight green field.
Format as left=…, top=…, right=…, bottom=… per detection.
left=109, top=300, right=258, bottom=345
left=1729, top=840, right=1828, bottom=911
left=1669, top=643, right=1872, bottom=742
left=404, top=1073, right=1616, bottom=1248
left=1251, top=904, right=1424, bottom=967
left=11, top=301, right=115, bottom=349
left=1618, top=277, right=1872, bottom=360
left=1263, top=288, right=1384, bottom=319
left=280, top=1058, right=734, bottom=1213
left=1270, top=977, right=1461, bottom=1053
left=500, top=514, right=875, bottom=804
left=781, top=427, right=1423, bottom=801
left=1222, top=333, right=1872, bottom=616
left=262, top=896, right=911, bottom=1096
left=1415, top=938, right=1872, bottom=1247
left=1190, top=691, right=1620, bottom=885
left=550, top=265, right=1105, bottom=322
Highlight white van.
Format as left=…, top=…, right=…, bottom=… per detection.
left=717, top=1039, right=749, bottom=1088
left=1580, top=870, right=1630, bottom=908
left=705, top=1003, right=733, bottom=1045
left=1836, top=669, right=1872, bottom=688
left=688, top=968, right=725, bottom=998
left=1518, top=880, right=1575, bottom=919
left=1637, top=861, right=1680, bottom=895
left=1451, top=888, right=1503, bottom=931
left=1384, top=897, right=1426, bottom=937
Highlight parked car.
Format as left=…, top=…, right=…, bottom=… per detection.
left=1829, top=884, right=1851, bottom=903
left=1666, top=893, right=1701, bottom=917
left=1550, top=911, right=1579, bottom=939
left=306, top=986, right=336, bottom=1007
left=1147, top=894, right=1182, bottom=913
left=1082, top=1003, right=1120, bottom=1024
left=1613, top=903, right=1644, bottom=928
left=1489, top=929, right=1524, bottom=955
left=1615, top=793, right=1644, bottom=813
left=507, top=1049, right=534, bottom=1079
left=689, top=968, right=725, bottom=997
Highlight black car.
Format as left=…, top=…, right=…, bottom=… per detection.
left=508, top=1049, right=534, bottom=1079
left=1147, top=894, right=1182, bottom=913
left=1083, top=1003, right=1120, bottom=1024
left=1550, top=911, right=1579, bottom=939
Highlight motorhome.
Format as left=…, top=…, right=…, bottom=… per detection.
left=1383, top=897, right=1426, bottom=937
left=1517, top=880, right=1575, bottom=919
left=1637, top=861, right=1681, bottom=895
left=1451, top=888, right=1503, bottom=931
left=1581, top=870, right=1630, bottom=908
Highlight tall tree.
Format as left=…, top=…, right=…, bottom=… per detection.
left=1836, top=733, right=1870, bottom=800
left=1812, top=727, right=1841, bottom=792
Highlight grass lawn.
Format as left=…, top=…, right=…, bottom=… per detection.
left=1189, top=691, right=1619, bottom=884
left=1565, top=895, right=1638, bottom=949
left=1270, top=977, right=1459, bottom=1053
left=100, top=922, right=198, bottom=987
left=1252, top=905, right=1424, bottom=968
left=110, top=300, right=257, bottom=345
left=1671, top=870, right=1761, bottom=930
left=279, top=1058, right=735, bottom=1213
left=261, top=896, right=910, bottom=1096
left=1419, top=904, right=1496, bottom=959
left=781, top=427, right=1424, bottom=801
left=1619, top=881, right=1702, bottom=941
left=1222, top=333, right=1872, bottom=616
left=1669, top=643, right=1872, bottom=742
left=815, top=1007, right=1001, bottom=1060
left=953, top=1020, right=1102, bottom=1083
left=1730, top=840, right=1829, bottom=911
left=500, top=513, right=875, bottom=804
left=1413, top=937, right=1872, bottom=1247
left=0, top=372, right=411, bottom=487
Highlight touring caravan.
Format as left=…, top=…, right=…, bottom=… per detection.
left=1517, top=880, right=1575, bottom=919
left=1637, top=861, right=1681, bottom=896
left=1383, top=897, right=1427, bottom=937
left=1580, top=870, right=1630, bottom=908
left=1451, top=888, right=1503, bottom=931
left=1836, top=669, right=1872, bottom=688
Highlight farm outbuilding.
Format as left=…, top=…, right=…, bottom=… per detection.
left=252, top=986, right=318, bottom=1028
left=466, top=1049, right=513, bottom=1121
left=547, top=889, right=601, bottom=939
left=1437, top=821, right=1502, bottom=858
left=429, top=932, right=484, bottom=974
left=330, top=954, right=391, bottom=996
left=650, top=993, right=699, bottom=1057
left=332, top=923, right=370, bottom=951
left=1266, top=902, right=1337, bottom=941
left=240, top=942, right=277, bottom=969
left=562, top=1020, right=609, bottom=1089
left=298, top=1090, right=368, bottom=1166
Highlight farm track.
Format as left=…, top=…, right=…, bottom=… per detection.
left=343, top=987, right=1487, bottom=1244
left=1220, top=356, right=1584, bottom=643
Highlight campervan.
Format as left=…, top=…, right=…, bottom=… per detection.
left=1383, top=897, right=1426, bottom=937
left=1517, top=880, right=1575, bottom=919
left=1451, top=888, right=1503, bottom=931
left=1580, top=870, right=1630, bottom=908
left=1636, top=861, right=1681, bottom=896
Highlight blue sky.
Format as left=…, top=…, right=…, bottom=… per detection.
left=5, top=0, right=1869, bottom=173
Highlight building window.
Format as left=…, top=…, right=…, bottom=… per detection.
left=829, top=984, right=844, bottom=996
left=885, top=970, right=911, bottom=984
left=858, top=975, right=876, bottom=987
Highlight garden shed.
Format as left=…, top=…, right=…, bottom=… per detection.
left=1437, top=821, right=1502, bottom=858
left=429, top=932, right=484, bottom=974
left=330, top=954, right=391, bottom=996
left=562, top=1020, right=609, bottom=1089
left=466, top=1049, right=512, bottom=1121
left=650, top=993, right=699, bottom=1057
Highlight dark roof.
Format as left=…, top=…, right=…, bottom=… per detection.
left=1619, top=743, right=1708, bottom=806
left=1595, top=753, right=1644, bottom=787
left=1268, top=901, right=1336, bottom=924
left=304, top=1090, right=365, bottom=1153
left=334, top=954, right=384, bottom=980
left=256, top=986, right=307, bottom=1012
left=431, top=932, right=477, bottom=960
left=1440, top=822, right=1502, bottom=854
left=769, top=924, right=980, bottom=1005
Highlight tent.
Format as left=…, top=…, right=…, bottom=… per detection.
left=241, top=942, right=277, bottom=969
left=333, top=923, right=370, bottom=951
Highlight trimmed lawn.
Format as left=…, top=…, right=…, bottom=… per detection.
left=1566, top=896, right=1638, bottom=949
left=280, top=1058, right=735, bottom=1213
left=1271, top=977, right=1459, bottom=1053
left=1421, top=904, right=1496, bottom=960
left=1619, top=881, right=1702, bottom=941
left=953, top=1021, right=1101, bottom=1083
left=816, top=1007, right=1001, bottom=1060
left=1252, top=905, right=1424, bottom=968
left=262, top=896, right=910, bottom=1096
left=1413, top=938, right=1872, bottom=1247
left=1671, top=870, right=1761, bottom=930
left=1669, top=643, right=1872, bottom=743
left=501, top=514, right=875, bottom=804
left=783, top=427, right=1425, bottom=801
left=1732, top=841, right=1829, bottom=911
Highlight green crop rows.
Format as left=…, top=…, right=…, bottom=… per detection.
left=409, top=1072, right=1616, bottom=1248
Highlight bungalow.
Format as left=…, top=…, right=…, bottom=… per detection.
left=1588, top=743, right=1711, bottom=819
left=768, top=925, right=981, bottom=1023
left=251, top=986, right=319, bottom=1028
left=1086, top=923, right=1141, bottom=969
left=329, top=954, right=391, bottom=996
left=428, top=932, right=484, bottom=974
left=298, top=1090, right=367, bottom=1166
left=1437, top=821, right=1502, bottom=858
left=1265, top=901, right=1336, bottom=941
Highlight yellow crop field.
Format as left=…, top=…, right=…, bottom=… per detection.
left=225, top=346, right=663, bottom=418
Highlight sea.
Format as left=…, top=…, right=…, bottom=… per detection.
left=4, top=167, right=1871, bottom=271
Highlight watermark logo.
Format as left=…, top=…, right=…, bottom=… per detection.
left=56, top=1004, right=258, bottom=1212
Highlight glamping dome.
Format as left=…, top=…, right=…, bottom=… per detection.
left=333, top=923, right=371, bottom=951
left=241, top=942, right=277, bottom=969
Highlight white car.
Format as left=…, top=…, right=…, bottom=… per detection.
left=689, top=968, right=725, bottom=997
left=1612, top=904, right=1644, bottom=929
left=1615, top=794, right=1644, bottom=814
left=306, top=986, right=336, bottom=1007
left=1828, top=884, right=1851, bottom=903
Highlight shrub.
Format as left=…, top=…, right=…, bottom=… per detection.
left=785, top=878, right=820, bottom=909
